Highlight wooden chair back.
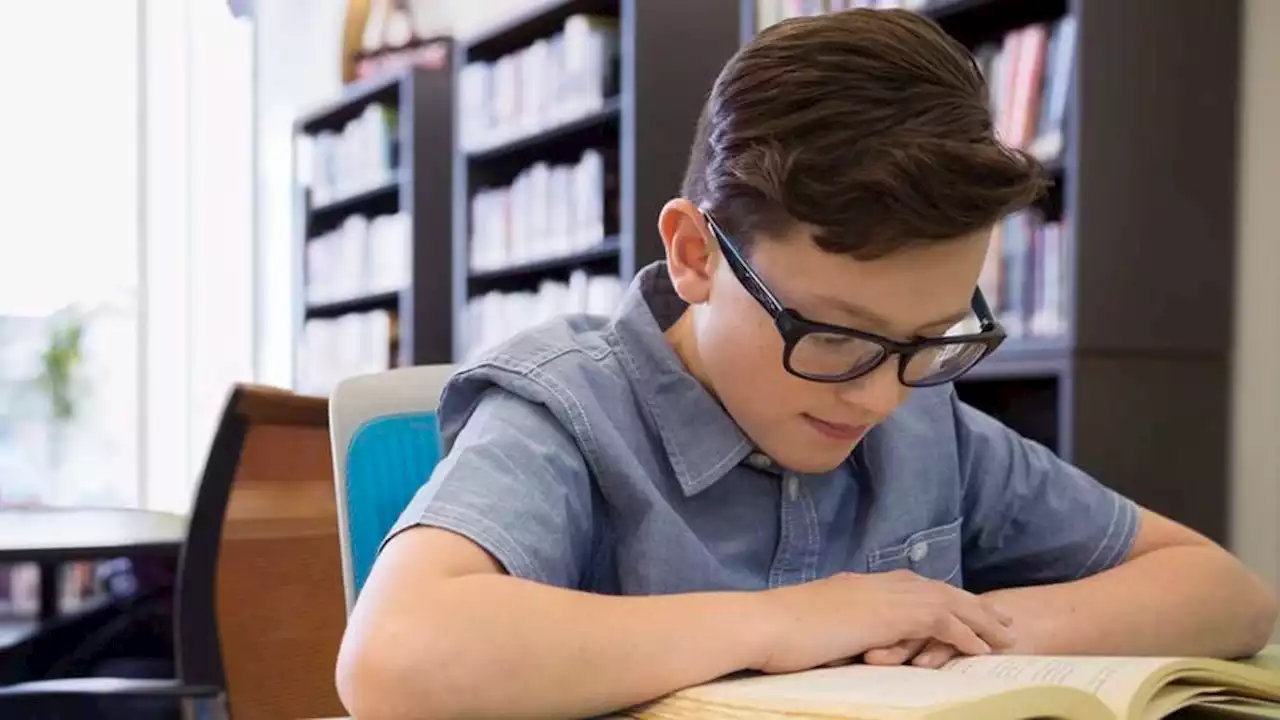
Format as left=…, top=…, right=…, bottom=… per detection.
left=183, top=385, right=347, bottom=720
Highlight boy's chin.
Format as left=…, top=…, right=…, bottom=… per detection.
left=769, top=440, right=862, bottom=475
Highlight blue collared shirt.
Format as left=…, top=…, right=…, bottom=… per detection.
left=387, top=262, right=1138, bottom=594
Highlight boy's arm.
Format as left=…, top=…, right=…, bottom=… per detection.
left=951, top=392, right=1276, bottom=660
left=339, top=527, right=1016, bottom=719
left=985, top=507, right=1277, bottom=659
left=336, top=526, right=767, bottom=720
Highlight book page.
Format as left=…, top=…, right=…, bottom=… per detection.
left=679, top=665, right=1027, bottom=709
left=1196, top=696, right=1280, bottom=719
left=940, top=655, right=1174, bottom=716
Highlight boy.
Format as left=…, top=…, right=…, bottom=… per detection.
left=336, top=9, right=1277, bottom=719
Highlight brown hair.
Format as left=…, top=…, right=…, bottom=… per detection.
left=681, top=9, right=1048, bottom=260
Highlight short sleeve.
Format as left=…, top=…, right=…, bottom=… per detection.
left=381, top=387, right=596, bottom=589
left=954, top=393, right=1139, bottom=592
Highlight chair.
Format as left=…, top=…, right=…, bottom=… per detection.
left=328, top=365, right=455, bottom=612
left=0, top=385, right=350, bottom=720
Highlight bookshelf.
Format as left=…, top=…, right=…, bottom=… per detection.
left=744, top=0, right=1242, bottom=543
left=451, top=0, right=741, bottom=361
left=292, top=48, right=455, bottom=396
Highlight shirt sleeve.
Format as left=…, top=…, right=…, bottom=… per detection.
left=380, top=387, right=596, bottom=589
left=954, top=392, right=1140, bottom=592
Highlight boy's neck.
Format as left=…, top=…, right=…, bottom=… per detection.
left=664, top=309, right=714, bottom=393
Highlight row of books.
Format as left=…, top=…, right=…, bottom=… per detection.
left=974, top=16, right=1076, bottom=160
left=306, top=212, right=411, bottom=307
left=298, top=310, right=397, bottom=395
left=461, top=272, right=625, bottom=361
left=0, top=562, right=104, bottom=619
left=301, top=102, right=400, bottom=206
left=470, top=148, right=618, bottom=272
left=979, top=212, right=1068, bottom=340
left=458, top=14, right=620, bottom=153
left=753, top=0, right=932, bottom=28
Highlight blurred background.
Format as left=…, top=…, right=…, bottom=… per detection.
left=0, top=0, right=1277, bottom=713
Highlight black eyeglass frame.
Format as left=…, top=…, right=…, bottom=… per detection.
left=703, top=212, right=1007, bottom=387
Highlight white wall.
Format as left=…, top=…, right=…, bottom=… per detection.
left=1230, top=0, right=1280, bottom=599
left=143, top=0, right=255, bottom=512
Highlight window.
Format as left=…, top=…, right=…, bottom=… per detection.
left=0, top=1, right=141, bottom=509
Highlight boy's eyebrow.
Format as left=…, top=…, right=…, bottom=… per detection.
left=812, top=294, right=972, bottom=333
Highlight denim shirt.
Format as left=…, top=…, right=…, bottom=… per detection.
left=387, top=262, right=1138, bottom=594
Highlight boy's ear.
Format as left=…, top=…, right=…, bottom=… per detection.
left=658, top=198, right=716, bottom=305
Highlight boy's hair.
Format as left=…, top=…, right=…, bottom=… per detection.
left=681, top=9, right=1048, bottom=260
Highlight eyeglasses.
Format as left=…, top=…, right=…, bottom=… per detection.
left=704, top=212, right=1006, bottom=387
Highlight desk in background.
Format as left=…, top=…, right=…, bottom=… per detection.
left=0, top=507, right=186, bottom=621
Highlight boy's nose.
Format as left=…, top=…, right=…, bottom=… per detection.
left=836, top=359, right=909, bottom=419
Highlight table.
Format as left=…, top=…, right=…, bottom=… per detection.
left=0, top=507, right=187, bottom=621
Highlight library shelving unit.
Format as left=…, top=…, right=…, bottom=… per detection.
left=451, top=0, right=740, bottom=361
left=745, top=0, right=1241, bottom=542
left=292, top=48, right=454, bottom=395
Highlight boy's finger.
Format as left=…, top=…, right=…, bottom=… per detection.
left=912, top=640, right=959, bottom=669
left=864, top=639, right=926, bottom=665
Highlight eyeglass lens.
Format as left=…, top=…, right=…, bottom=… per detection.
left=788, top=331, right=989, bottom=385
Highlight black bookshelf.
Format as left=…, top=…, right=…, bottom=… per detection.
left=465, top=97, right=623, bottom=165
left=305, top=290, right=405, bottom=320
left=308, top=175, right=402, bottom=228
left=451, top=0, right=740, bottom=360
left=469, top=239, right=623, bottom=293
left=293, top=48, right=455, bottom=392
left=742, top=0, right=1242, bottom=544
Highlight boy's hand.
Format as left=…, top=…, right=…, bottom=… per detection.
left=862, top=589, right=1031, bottom=668
left=751, top=570, right=1016, bottom=674
left=864, top=639, right=960, bottom=668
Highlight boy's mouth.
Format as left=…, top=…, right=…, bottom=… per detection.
left=802, top=414, right=868, bottom=442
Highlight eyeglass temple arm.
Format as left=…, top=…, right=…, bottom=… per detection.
left=704, top=212, right=787, bottom=317
left=971, top=288, right=997, bottom=328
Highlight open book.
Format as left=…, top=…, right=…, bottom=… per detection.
left=625, top=648, right=1280, bottom=719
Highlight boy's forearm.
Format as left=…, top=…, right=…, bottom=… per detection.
left=340, top=574, right=767, bottom=719
left=985, top=545, right=1277, bottom=659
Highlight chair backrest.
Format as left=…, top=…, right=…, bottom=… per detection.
left=179, top=384, right=348, bottom=720
left=329, top=364, right=455, bottom=613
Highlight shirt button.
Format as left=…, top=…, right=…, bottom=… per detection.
left=908, top=542, right=929, bottom=564
left=786, top=475, right=800, bottom=502
left=747, top=453, right=772, bottom=470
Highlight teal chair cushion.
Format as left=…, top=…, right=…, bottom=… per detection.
left=345, top=411, right=442, bottom=598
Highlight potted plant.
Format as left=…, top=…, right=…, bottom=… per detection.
left=35, top=311, right=86, bottom=473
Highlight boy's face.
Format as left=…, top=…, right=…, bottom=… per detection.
left=660, top=199, right=992, bottom=474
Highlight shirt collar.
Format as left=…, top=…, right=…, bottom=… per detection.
left=609, top=262, right=754, bottom=496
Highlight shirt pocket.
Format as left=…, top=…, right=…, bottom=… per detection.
left=867, top=518, right=963, bottom=586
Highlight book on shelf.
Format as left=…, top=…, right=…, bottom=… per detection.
left=755, top=1, right=934, bottom=30
left=1029, top=15, right=1077, bottom=162
left=458, top=13, right=620, bottom=153
left=979, top=210, right=1068, bottom=340
left=625, top=650, right=1280, bottom=719
left=470, top=147, right=619, bottom=271
left=298, top=102, right=400, bottom=205
left=973, top=14, right=1076, bottom=162
left=462, top=271, right=624, bottom=361
left=299, top=310, right=397, bottom=395
left=306, top=211, right=412, bottom=306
